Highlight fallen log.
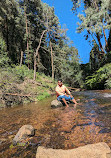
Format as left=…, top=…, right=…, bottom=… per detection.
left=67, top=87, right=77, bottom=90
left=0, top=93, right=32, bottom=96
left=67, top=87, right=86, bottom=91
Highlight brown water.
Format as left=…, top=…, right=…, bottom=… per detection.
left=0, top=90, right=111, bottom=158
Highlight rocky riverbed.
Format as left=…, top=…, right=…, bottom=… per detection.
left=0, top=90, right=111, bottom=157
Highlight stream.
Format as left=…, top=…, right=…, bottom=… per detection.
left=0, top=90, right=111, bottom=158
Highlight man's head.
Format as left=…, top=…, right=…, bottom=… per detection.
left=58, top=79, right=62, bottom=87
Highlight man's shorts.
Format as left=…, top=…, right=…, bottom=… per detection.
left=57, top=95, right=74, bottom=101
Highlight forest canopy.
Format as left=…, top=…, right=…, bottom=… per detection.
left=0, top=0, right=111, bottom=89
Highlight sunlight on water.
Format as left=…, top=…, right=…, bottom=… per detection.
left=0, top=91, right=111, bottom=158
left=104, top=93, right=111, bottom=97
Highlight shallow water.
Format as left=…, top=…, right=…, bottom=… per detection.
left=0, top=90, right=111, bottom=157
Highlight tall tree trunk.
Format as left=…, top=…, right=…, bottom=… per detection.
left=5, top=17, right=9, bottom=52
left=96, top=33, right=104, bottom=54
left=20, top=51, right=23, bottom=66
left=25, top=8, right=29, bottom=69
left=50, top=41, right=54, bottom=80
left=35, top=30, right=47, bottom=57
left=38, top=53, right=40, bottom=63
left=33, top=29, right=47, bottom=80
left=34, top=52, right=36, bottom=81
left=103, top=28, right=108, bottom=51
left=107, top=29, right=111, bottom=52
left=92, top=1, right=108, bottom=53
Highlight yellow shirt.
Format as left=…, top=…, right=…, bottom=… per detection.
left=55, top=85, right=71, bottom=97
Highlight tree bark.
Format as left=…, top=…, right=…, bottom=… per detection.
left=33, top=29, right=47, bottom=80
left=35, top=30, right=47, bottom=57
left=96, top=33, right=104, bottom=54
left=103, top=28, right=108, bottom=51
left=50, top=41, right=54, bottom=80
left=25, top=8, right=29, bottom=69
left=20, top=51, right=23, bottom=66
left=5, top=17, right=9, bottom=51
left=33, top=52, right=36, bottom=81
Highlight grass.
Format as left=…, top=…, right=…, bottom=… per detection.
left=0, top=65, right=56, bottom=106
left=37, top=91, right=50, bottom=101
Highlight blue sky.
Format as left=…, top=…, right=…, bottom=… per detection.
left=42, top=0, right=92, bottom=64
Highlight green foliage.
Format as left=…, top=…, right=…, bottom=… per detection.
left=85, top=63, right=111, bottom=89
left=0, top=0, right=82, bottom=88
left=57, top=46, right=83, bottom=88
left=11, top=65, right=33, bottom=80
left=105, top=78, right=111, bottom=89
left=0, top=65, right=34, bottom=88
left=76, top=0, right=111, bottom=51
left=37, top=91, right=50, bottom=101
left=0, top=36, right=10, bottom=67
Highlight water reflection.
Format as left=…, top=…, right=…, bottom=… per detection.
left=0, top=90, right=111, bottom=157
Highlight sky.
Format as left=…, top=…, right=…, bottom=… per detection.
left=42, top=0, right=92, bottom=64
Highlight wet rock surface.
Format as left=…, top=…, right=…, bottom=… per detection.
left=36, top=142, right=111, bottom=158
left=51, top=99, right=73, bottom=108
left=51, top=100, right=63, bottom=108
left=12, top=125, right=35, bottom=145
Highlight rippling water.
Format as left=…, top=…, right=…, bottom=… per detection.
left=0, top=90, right=111, bottom=157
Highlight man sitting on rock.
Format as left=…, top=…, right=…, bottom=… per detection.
left=55, top=79, right=77, bottom=107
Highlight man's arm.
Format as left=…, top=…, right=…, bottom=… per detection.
left=65, top=87, right=74, bottom=98
left=65, top=87, right=71, bottom=95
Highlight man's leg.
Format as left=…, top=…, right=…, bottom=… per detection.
left=69, top=95, right=77, bottom=104
left=57, top=95, right=69, bottom=107
left=64, top=95, right=77, bottom=108
left=62, top=98, right=69, bottom=107
left=72, top=98, right=77, bottom=104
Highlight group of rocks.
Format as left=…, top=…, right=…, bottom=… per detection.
left=11, top=99, right=111, bottom=157
left=12, top=124, right=111, bottom=158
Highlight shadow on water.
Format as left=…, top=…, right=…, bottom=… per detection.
left=0, top=90, right=111, bottom=157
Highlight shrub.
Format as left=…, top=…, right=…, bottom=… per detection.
left=11, top=65, right=34, bottom=80
left=85, top=63, right=111, bottom=89
left=0, top=37, right=10, bottom=67
left=37, top=91, right=50, bottom=101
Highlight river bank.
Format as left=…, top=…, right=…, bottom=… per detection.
left=0, top=66, right=56, bottom=108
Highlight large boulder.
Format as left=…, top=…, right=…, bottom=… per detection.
left=12, top=125, right=35, bottom=145
left=51, top=100, right=63, bottom=108
left=36, top=142, right=111, bottom=158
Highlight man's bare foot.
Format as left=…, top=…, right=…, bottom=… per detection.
left=74, top=104, right=77, bottom=108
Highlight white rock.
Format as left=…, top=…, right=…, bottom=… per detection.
left=51, top=100, right=63, bottom=108
left=36, top=142, right=111, bottom=158
left=12, top=125, right=35, bottom=145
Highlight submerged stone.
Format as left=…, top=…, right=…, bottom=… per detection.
left=12, top=125, right=35, bottom=146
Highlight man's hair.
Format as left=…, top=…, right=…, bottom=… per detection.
left=58, top=79, right=62, bottom=82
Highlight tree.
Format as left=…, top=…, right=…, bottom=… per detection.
left=60, top=45, right=83, bottom=87
left=0, top=35, right=10, bottom=67
left=0, top=0, right=23, bottom=63
left=33, top=3, right=62, bottom=80
left=72, top=0, right=111, bottom=57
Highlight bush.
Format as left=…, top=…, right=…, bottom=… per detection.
left=85, top=63, right=111, bottom=89
left=0, top=37, right=10, bottom=67
left=11, top=65, right=34, bottom=80
left=37, top=91, right=50, bottom=101
left=105, top=78, right=111, bottom=89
